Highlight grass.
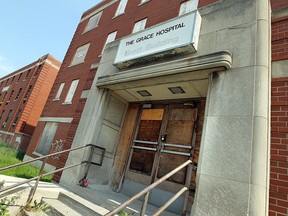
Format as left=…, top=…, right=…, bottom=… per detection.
left=0, top=142, right=52, bottom=182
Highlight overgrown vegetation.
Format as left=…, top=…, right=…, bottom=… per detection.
left=0, top=142, right=52, bottom=182
left=0, top=181, right=22, bottom=216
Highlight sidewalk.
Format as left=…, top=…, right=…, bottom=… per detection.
left=0, top=174, right=67, bottom=215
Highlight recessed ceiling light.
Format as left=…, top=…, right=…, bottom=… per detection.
left=168, top=86, right=185, bottom=94
left=137, top=90, right=152, bottom=97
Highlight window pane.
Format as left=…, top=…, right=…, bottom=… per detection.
left=179, top=0, right=198, bottom=16
left=64, top=80, right=79, bottom=103
left=36, top=122, right=58, bottom=155
left=70, top=44, right=90, bottom=66
left=115, top=0, right=128, bottom=16
left=132, top=18, right=147, bottom=33
left=55, top=83, right=65, bottom=100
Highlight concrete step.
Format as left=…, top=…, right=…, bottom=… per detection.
left=57, top=192, right=108, bottom=216
left=41, top=198, right=80, bottom=216
left=64, top=184, right=179, bottom=216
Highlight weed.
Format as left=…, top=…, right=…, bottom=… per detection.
left=0, top=181, right=22, bottom=216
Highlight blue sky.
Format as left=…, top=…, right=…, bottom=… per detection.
left=0, top=1, right=101, bottom=78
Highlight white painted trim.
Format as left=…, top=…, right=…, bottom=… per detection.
left=38, top=117, right=73, bottom=123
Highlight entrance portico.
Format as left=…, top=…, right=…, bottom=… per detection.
left=60, top=1, right=271, bottom=215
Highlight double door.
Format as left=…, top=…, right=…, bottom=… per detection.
left=126, top=103, right=197, bottom=192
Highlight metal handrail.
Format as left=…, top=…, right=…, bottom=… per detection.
left=0, top=144, right=105, bottom=205
left=105, top=159, right=193, bottom=216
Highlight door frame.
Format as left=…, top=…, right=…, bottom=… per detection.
left=124, top=100, right=198, bottom=194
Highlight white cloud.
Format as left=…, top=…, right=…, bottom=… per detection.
left=0, top=55, right=14, bottom=77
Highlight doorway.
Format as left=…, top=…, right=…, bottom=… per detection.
left=125, top=102, right=198, bottom=194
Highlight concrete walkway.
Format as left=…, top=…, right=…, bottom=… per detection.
left=0, top=174, right=67, bottom=215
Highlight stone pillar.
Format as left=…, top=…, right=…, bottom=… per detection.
left=191, top=0, right=270, bottom=215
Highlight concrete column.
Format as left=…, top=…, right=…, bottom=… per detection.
left=191, top=0, right=270, bottom=215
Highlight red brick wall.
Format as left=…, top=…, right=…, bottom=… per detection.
left=270, top=77, right=288, bottom=216
left=270, top=1, right=288, bottom=214
left=271, top=0, right=288, bottom=11
left=272, top=16, right=288, bottom=61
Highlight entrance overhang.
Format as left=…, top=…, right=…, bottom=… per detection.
left=96, top=51, right=232, bottom=101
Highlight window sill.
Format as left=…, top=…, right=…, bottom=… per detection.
left=62, top=102, right=72, bottom=105
left=33, top=151, right=45, bottom=157
left=68, top=61, right=85, bottom=68
left=53, top=98, right=60, bottom=101
left=112, top=12, right=125, bottom=19
left=138, top=0, right=150, bottom=6
left=82, top=26, right=98, bottom=35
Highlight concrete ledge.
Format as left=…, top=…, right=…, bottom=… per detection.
left=96, top=51, right=232, bottom=87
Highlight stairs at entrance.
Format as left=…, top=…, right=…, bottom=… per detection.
left=40, top=185, right=180, bottom=216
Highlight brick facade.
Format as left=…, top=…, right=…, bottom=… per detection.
left=270, top=0, right=288, bottom=215
left=0, top=54, right=60, bottom=150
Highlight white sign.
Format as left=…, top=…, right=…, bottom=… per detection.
left=114, top=11, right=201, bottom=68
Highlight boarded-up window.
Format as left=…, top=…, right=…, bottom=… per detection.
left=101, top=31, right=117, bottom=54
left=36, top=122, right=58, bottom=155
left=179, top=0, right=198, bottom=16
left=64, top=79, right=79, bottom=104
left=115, top=0, right=128, bottom=16
left=54, top=83, right=65, bottom=100
left=132, top=18, right=147, bottom=33
left=70, top=44, right=90, bottom=66
left=84, top=12, right=102, bottom=32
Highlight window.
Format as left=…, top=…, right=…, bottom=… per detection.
left=0, top=110, right=5, bottom=120
left=54, top=83, right=65, bottom=100
left=101, top=31, right=117, bottom=54
left=34, top=65, right=42, bottom=77
left=12, top=110, right=21, bottom=126
left=132, top=18, right=147, bottom=33
left=5, top=110, right=12, bottom=123
left=24, top=85, right=33, bottom=100
left=64, top=79, right=79, bottom=104
left=17, top=73, right=22, bottom=82
left=15, top=88, right=22, bottom=100
left=179, top=0, right=198, bottom=16
left=70, top=44, right=90, bottom=66
left=115, top=0, right=128, bottom=16
left=36, top=122, right=58, bottom=155
left=7, top=90, right=14, bottom=102
left=25, top=69, right=31, bottom=79
left=84, top=12, right=102, bottom=32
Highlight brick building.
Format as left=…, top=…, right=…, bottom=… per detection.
left=0, top=54, right=60, bottom=150
left=269, top=1, right=288, bottom=215
left=24, top=0, right=287, bottom=215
